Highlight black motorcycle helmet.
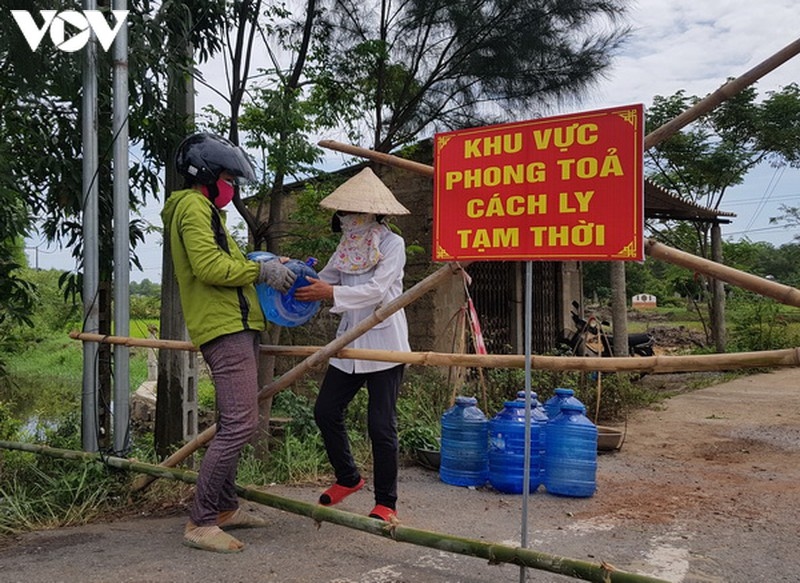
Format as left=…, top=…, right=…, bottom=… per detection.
left=175, top=132, right=256, bottom=186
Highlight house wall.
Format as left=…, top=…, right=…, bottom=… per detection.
left=374, top=152, right=464, bottom=354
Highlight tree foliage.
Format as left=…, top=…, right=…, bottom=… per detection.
left=0, top=1, right=230, bottom=292
left=311, top=0, right=630, bottom=152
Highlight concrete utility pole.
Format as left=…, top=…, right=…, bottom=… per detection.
left=81, top=0, right=100, bottom=453
left=112, top=0, right=131, bottom=454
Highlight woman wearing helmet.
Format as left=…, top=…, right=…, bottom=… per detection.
left=163, top=132, right=295, bottom=553
left=294, top=167, right=411, bottom=523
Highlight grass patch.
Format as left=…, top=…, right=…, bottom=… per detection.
left=0, top=460, right=124, bottom=535
left=129, top=319, right=160, bottom=339
left=0, top=413, right=132, bottom=536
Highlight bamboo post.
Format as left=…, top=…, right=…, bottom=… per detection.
left=130, top=261, right=470, bottom=490
left=0, top=440, right=670, bottom=583
left=72, top=331, right=800, bottom=373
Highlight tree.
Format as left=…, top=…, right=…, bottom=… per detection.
left=0, top=1, right=231, bottom=293
left=1, top=0, right=231, bottom=451
left=646, top=83, right=800, bottom=253
left=645, top=83, right=800, bottom=349
left=198, top=0, right=327, bottom=253
left=311, top=0, right=630, bottom=153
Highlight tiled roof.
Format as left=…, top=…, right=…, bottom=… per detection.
left=645, top=180, right=736, bottom=222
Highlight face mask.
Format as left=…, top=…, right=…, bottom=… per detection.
left=339, top=213, right=376, bottom=233
left=200, top=178, right=236, bottom=209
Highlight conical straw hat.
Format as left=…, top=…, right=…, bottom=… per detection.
left=320, top=167, right=410, bottom=215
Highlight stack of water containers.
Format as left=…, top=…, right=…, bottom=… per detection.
left=487, top=391, right=547, bottom=493
left=439, top=396, right=489, bottom=487
left=543, top=388, right=598, bottom=497
left=439, top=389, right=598, bottom=498
left=247, top=252, right=321, bottom=327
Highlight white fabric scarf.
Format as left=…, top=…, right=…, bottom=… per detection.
left=332, top=213, right=383, bottom=274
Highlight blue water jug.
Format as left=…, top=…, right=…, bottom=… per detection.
left=439, top=396, right=489, bottom=487
left=543, top=403, right=598, bottom=497
left=516, top=391, right=546, bottom=412
left=248, top=252, right=321, bottom=327
left=544, top=387, right=585, bottom=420
left=488, top=400, right=547, bottom=494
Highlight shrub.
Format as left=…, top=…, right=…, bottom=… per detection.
left=727, top=292, right=799, bottom=352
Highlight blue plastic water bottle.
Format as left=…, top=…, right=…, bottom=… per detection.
left=488, top=400, right=547, bottom=494
left=543, top=403, right=598, bottom=497
left=516, top=391, right=546, bottom=412
left=248, top=252, right=321, bottom=327
left=544, top=387, right=585, bottom=420
left=439, top=396, right=488, bottom=487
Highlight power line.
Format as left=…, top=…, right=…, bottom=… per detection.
left=725, top=224, right=797, bottom=237
left=743, top=165, right=786, bottom=233
left=724, top=193, right=800, bottom=206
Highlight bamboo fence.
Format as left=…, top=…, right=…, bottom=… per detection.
left=0, top=439, right=670, bottom=583
left=71, top=331, right=800, bottom=374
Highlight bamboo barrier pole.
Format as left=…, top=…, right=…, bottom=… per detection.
left=69, top=331, right=196, bottom=352
left=319, top=139, right=435, bottom=177
left=0, top=440, right=670, bottom=583
left=645, top=239, right=800, bottom=307
left=71, top=331, right=800, bottom=373
left=130, top=261, right=470, bottom=491
left=643, top=37, right=800, bottom=149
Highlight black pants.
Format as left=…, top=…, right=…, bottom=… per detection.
left=314, top=364, right=404, bottom=509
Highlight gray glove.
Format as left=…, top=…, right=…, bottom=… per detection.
left=256, top=259, right=296, bottom=293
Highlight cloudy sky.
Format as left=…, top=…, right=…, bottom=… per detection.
left=577, top=0, right=800, bottom=248
left=24, top=0, right=800, bottom=280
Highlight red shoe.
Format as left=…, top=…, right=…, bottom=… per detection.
left=319, top=478, right=365, bottom=506
left=368, top=504, right=397, bottom=522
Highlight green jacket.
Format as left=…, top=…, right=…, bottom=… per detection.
left=161, top=188, right=265, bottom=347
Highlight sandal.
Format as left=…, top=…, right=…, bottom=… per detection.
left=319, top=477, right=365, bottom=506
left=217, top=508, right=269, bottom=530
left=368, top=504, right=398, bottom=522
left=183, top=524, right=244, bottom=553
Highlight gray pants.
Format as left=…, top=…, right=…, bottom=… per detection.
left=190, top=330, right=260, bottom=526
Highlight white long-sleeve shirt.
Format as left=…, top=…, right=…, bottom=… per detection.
left=318, top=225, right=410, bottom=374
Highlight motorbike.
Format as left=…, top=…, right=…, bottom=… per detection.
left=561, top=301, right=655, bottom=358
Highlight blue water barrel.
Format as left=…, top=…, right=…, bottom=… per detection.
left=488, top=400, right=547, bottom=494
left=543, top=403, right=598, bottom=497
left=439, top=396, right=488, bottom=487
left=544, top=387, right=585, bottom=420
left=248, top=252, right=321, bottom=327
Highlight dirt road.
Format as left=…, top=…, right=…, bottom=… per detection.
left=2, top=368, right=799, bottom=582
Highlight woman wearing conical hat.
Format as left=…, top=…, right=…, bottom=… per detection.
left=294, top=167, right=410, bottom=522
